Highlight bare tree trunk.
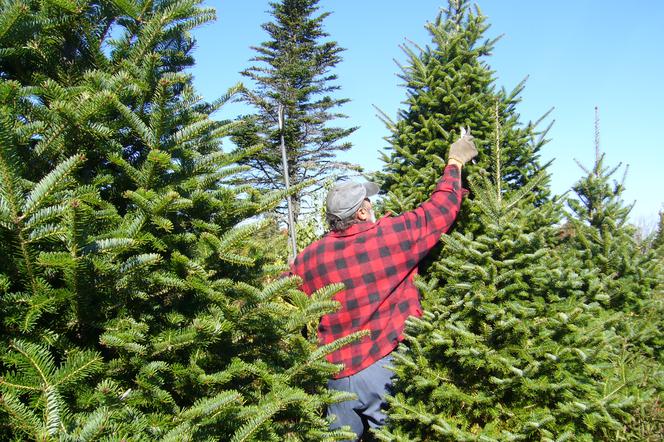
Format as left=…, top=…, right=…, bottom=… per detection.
left=291, top=190, right=301, bottom=225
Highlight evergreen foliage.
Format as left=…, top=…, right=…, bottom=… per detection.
left=233, top=0, right=357, bottom=223
left=564, top=135, right=658, bottom=310
left=560, top=110, right=663, bottom=439
left=376, top=5, right=661, bottom=437
left=1, top=0, right=660, bottom=440
left=654, top=211, right=664, bottom=250
left=0, top=0, right=358, bottom=440
left=377, top=0, right=553, bottom=234
left=562, top=109, right=662, bottom=358
left=376, top=112, right=646, bottom=440
left=0, top=0, right=114, bottom=83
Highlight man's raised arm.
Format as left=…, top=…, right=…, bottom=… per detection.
left=383, top=129, right=478, bottom=262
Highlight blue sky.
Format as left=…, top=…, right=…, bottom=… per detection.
left=190, top=1, right=664, bottom=226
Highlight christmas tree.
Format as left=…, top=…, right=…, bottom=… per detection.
left=0, top=1, right=359, bottom=440
left=377, top=0, right=553, bottom=234
left=375, top=3, right=660, bottom=438
left=560, top=109, right=663, bottom=439
left=654, top=211, right=664, bottom=250
left=564, top=109, right=662, bottom=338
left=375, top=112, right=643, bottom=441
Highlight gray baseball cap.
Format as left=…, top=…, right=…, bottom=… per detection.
left=326, top=181, right=379, bottom=219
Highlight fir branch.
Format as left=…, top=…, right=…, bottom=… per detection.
left=0, top=392, right=42, bottom=437
left=9, top=340, right=56, bottom=387
left=43, top=385, right=62, bottom=437
left=22, top=154, right=84, bottom=218
left=113, top=98, right=157, bottom=148
left=53, top=350, right=103, bottom=389
left=178, top=390, right=242, bottom=421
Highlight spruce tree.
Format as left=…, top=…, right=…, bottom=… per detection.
left=233, top=0, right=357, bottom=223
left=0, top=1, right=360, bottom=440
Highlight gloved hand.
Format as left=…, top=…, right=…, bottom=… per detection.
left=448, top=126, right=478, bottom=166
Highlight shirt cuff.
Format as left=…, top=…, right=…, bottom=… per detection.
left=442, top=164, right=469, bottom=197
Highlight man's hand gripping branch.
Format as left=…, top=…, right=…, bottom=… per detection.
left=448, top=126, right=478, bottom=168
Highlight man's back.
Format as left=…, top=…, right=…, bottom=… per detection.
left=291, top=164, right=466, bottom=378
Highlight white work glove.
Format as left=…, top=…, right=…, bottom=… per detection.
left=448, top=126, right=478, bottom=165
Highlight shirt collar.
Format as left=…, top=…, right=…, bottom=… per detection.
left=328, top=220, right=376, bottom=237
left=327, top=215, right=395, bottom=237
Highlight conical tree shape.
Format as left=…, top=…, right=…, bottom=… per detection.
left=559, top=110, right=663, bottom=440
left=565, top=147, right=661, bottom=311
left=378, top=0, right=552, bottom=235
left=375, top=127, right=643, bottom=441
left=654, top=211, right=664, bottom=250
left=563, top=109, right=663, bottom=361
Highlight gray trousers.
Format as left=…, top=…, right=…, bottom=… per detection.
left=327, top=353, right=394, bottom=441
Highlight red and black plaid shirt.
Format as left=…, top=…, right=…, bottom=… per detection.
left=291, top=165, right=465, bottom=378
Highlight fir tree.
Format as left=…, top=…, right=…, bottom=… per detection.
left=0, top=0, right=115, bottom=83
left=560, top=109, right=663, bottom=440
left=654, top=211, right=664, bottom=250
left=375, top=116, right=644, bottom=441
left=377, top=0, right=552, bottom=234
left=1, top=1, right=360, bottom=440
left=563, top=108, right=663, bottom=359
left=233, top=0, right=357, bottom=223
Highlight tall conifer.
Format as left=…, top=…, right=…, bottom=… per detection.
left=376, top=114, right=643, bottom=442
left=654, top=211, right=664, bottom=250
left=560, top=109, right=663, bottom=439
left=233, top=0, right=356, bottom=223
left=564, top=109, right=662, bottom=326
left=375, top=3, right=659, bottom=440
left=0, top=1, right=358, bottom=440
left=378, top=0, right=552, bottom=235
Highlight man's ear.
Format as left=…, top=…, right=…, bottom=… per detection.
left=356, top=207, right=369, bottom=221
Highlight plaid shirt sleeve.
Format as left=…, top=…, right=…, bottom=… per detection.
left=291, top=164, right=466, bottom=378
left=380, top=164, right=465, bottom=262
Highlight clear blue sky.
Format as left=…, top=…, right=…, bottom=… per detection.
left=190, top=1, right=664, bottom=226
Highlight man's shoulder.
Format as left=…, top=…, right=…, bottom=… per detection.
left=295, top=234, right=333, bottom=262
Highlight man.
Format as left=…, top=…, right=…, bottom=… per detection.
left=289, top=129, right=478, bottom=440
